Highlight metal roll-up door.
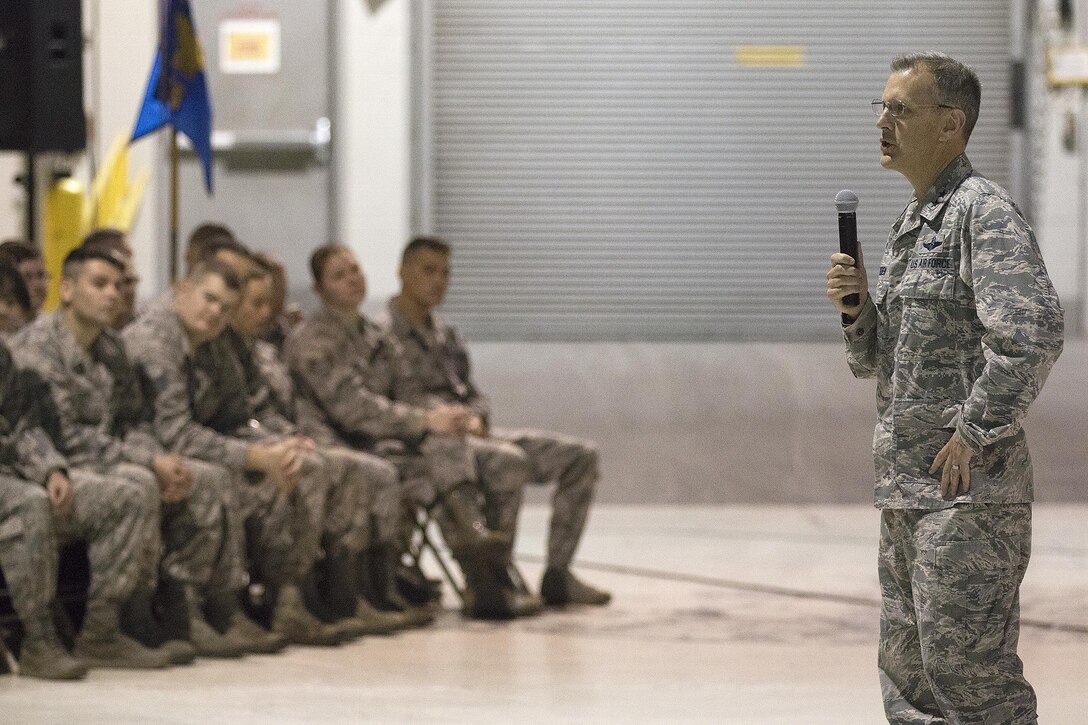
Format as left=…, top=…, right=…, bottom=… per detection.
left=416, top=1, right=1011, bottom=341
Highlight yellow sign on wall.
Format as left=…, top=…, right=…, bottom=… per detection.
left=735, top=46, right=806, bottom=68
left=219, top=18, right=281, bottom=75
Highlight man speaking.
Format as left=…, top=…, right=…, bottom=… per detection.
left=826, top=53, right=1063, bottom=724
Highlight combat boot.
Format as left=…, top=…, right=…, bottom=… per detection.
left=436, top=487, right=510, bottom=559
left=119, top=585, right=196, bottom=665
left=73, top=601, right=171, bottom=669
left=455, top=553, right=516, bottom=620
left=352, top=595, right=408, bottom=635
left=220, top=610, right=288, bottom=655
left=540, top=567, right=612, bottom=607
left=364, top=545, right=435, bottom=628
left=496, top=562, right=544, bottom=617
left=269, top=583, right=343, bottom=647
left=184, top=588, right=245, bottom=659
left=17, top=613, right=87, bottom=680
left=315, top=552, right=407, bottom=635
left=300, top=567, right=369, bottom=641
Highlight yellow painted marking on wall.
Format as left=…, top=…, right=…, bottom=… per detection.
left=735, top=45, right=805, bottom=68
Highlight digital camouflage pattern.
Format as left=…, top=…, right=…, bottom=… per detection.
left=285, top=306, right=429, bottom=448
left=842, top=154, right=1060, bottom=724
left=227, top=327, right=399, bottom=553
left=374, top=302, right=489, bottom=422
left=843, top=154, right=1063, bottom=509
left=12, top=312, right=160, bottom=471
left=380, top=300, right=599, bottom=568
left=122, top=295, right=314, bottom=584
left=13, top=311, right=244, bottom=593
left=0, top=341, right=66, bottom=485
left=62, top=463, right=160, bottom=598
left=476, top=430, right=598, bottom=569
left=0, top=477, right=57, bottom=635
left=0, top=338, right=151, bottom=619
left=247, top=338, right=298, bottom=423
left=285, top=305, right=485, bottom=508
left=879, top=505, right=1035, bottom=724
left=122, top=295, right=251, bottom=471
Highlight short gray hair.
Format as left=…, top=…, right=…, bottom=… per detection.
left=891, top=52, right=981, bottom=143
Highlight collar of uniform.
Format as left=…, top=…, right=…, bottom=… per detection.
left=917, top=153, right=973, bottom=223
left=386, top=297, right=441, bottom=350
left=316, top=302, right=362, bottom=334
left=47, top=309, right=97, bottom=375
left=142, top=290, right=194, bottom=357
left=316, top=303, right=382, bottom=349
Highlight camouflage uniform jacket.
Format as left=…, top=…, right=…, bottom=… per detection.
left=122, top=295, right=252, bottom=471
left=0, top=339, right=67, bottom=485
left=12, top=310, right=160, bottom=470
left=377, top=299, right=491, bottom=422
left=284, top=304, right=428, bottom=449
left=223, top=327, right=296, bottom=437
left=843, top=154, right=1064, bottom=509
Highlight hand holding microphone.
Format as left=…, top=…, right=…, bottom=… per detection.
left=827, top=190, right=869, bottom=319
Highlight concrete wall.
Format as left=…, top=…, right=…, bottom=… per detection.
left=473, top=341, right=1087, bottom=505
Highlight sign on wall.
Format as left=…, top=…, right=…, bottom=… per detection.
left=219, top=18, right=281, bottom=74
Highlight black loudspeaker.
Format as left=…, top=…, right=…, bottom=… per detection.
left=0, top=0, right=85, bottom=153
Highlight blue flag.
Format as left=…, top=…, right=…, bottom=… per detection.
left=131, top=0, right=214, bottom=193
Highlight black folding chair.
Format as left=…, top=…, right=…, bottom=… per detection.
left=404, top=486, right=534, bottom=607
left=406, top=502, right=466, bottom=604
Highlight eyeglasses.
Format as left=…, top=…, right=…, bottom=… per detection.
left=870, top=99, right=958, bottom=118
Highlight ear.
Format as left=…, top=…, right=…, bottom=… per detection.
left=59, top=276, right=75, bottom=306
left=940, top=108, right=967, bottom=143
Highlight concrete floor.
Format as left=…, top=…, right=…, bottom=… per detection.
left=2, top=504, right=1086, bottom=724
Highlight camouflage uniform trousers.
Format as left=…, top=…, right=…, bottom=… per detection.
left=879, top=504, right=1037, bottom=725
left=375, top=434, right=478, bottom=508
left=54, top=467, right=158, bottom=611
left=229, top=469, right=316, bottom=588
left=0, top=477, right=56, bottom=632
left=488, top=428, right=599, bottom=568
left=158, top=460, right=247, bottom=595
left=377, top=433, right=528, bottom=540
left=301, top=447, right=401, bottom=557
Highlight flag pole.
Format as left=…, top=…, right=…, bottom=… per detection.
left=169, top=126, right=179, bottom=283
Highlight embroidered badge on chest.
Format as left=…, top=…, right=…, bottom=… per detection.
left=921, top=238, right=942, bottom=251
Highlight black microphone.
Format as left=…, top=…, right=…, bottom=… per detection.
left=834, top=190, right=860, bottom=307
